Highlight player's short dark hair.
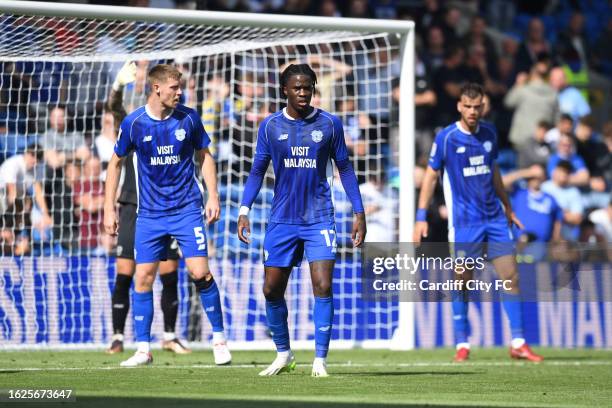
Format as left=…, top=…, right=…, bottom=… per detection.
left=148, top=64, right=181, bottom=87
left=279, top=63, right=317, bottom=96
left=459, top=82, right=484, bottom=99
left=556, top=160, right=574, bottom=173
left=24, top=143, right=43, bottom=161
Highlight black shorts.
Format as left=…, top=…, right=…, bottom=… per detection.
left=116, top=203, right=180, bottom=260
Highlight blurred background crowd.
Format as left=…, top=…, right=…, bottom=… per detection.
left=0, top=0, right=610, bottom=257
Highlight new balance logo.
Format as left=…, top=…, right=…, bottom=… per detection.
left=318, top=325, right=331, bottom=332
left=135, top=316, right=144, bottom=321
left=278, top=133, right=288, bottom=141
left=456, top=146, right=466, bottom=153
left=205, top=306, right=215, bottom=312
left=143, top=135, right=152, bottom=142
left=198, top=244, right=206, bottom=250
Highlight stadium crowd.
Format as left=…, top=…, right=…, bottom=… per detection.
left=0, top=0, right=610, bottom=256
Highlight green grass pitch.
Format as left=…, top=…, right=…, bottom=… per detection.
left=0, top=348, right=610, bottom=407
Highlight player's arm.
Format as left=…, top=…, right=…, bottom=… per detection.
left=196, top=147, right=220, bottom=224
left=103, top=152, right=124, bottom=235
left=238, top=121, right=271, bottom=244
left=331, top=116, right=366, bottom=247
left=414, top=165, right=439, bottom=243
left=492, top=164, right=524, bottom=230
left=107, top=61, right=136, bottom=129
left=33, top=181, right=53, bottom=227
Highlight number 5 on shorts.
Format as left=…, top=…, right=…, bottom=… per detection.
left=194, top=227, right=206, bottom=251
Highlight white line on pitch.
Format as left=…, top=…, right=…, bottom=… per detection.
left=1, top=360, right=611, bottom=372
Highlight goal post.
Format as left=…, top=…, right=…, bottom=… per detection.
left=0, top=0, right=415, bottom=350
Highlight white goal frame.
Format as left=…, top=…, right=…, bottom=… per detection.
left=0, top=0, right=415, bottom=350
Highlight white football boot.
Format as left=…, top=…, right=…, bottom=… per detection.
left=311, top=357, right=329, bottom=377
left=258, top=350, right=296, bottom=376
left=120, top=351, right=153, bottom=367
left=213, top=341, right=232, bottom=365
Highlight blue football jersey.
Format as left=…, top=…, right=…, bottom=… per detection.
left=254, top=108, right=349, bottom=224
left=511, top=188, right=563, bottom=241
left=428, top=121, right=505, bottom=228
left=114, top=104, right=210, bottom=216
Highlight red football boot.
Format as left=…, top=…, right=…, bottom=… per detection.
left=453, top=347, right=470, bottom=362
left=510, top=344, right=543, bottom=362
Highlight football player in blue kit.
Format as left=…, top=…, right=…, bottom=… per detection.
left=414, top=83, right=543, bottom=363
left=104, top=64, right=231, bottom=367
left=237, top=64, right=366, bottom=377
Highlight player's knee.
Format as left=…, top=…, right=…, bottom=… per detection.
left=192, top=276, right=215, bottom=292
left=135, top=270, right=156, bottom=289
left=262, top=283, right=284, bottom=301
left=189, top=269, right=212, bottom=282
left=312, top=280, right=332, bottom=298
left=116, top=259, right=135, bottom=276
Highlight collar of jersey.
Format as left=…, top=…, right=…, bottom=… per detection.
left=455, top=121, right=479, bottom=136
left=145, top=104, right=174, bottom=121
left=282, top=107, right=318, bottom=121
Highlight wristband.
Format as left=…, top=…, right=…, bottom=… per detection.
left=416, top=208, right=427, bottom=222
left=239, top=206, right=250, bottom=217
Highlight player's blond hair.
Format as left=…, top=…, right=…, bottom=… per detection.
left=147, top=64, right=182, bottom=87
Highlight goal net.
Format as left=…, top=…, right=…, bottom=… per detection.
left=0, top=3, right=413, bottom=349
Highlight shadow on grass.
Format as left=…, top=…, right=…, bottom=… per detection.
left=32, top=396, right=524, bottom=408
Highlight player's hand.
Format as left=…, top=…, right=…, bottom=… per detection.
left=507, top=210, right=524, bottom=230
left=205, top=194, right=220, bottom=224
left=115, top=61, right=137, bottom=88
left=237, top=215, right=251, bottom=244
left=352, top=212, right=366, bottom=247
left=413, top=221, right=428, bottom=244
left=104, top=208, right=118, bottom=236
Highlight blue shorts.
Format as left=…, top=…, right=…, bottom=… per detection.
left=263, top=221, right=337, bottom=268
left=135, top=208, right=208, bottom=264
left=449, top=219, right=514, bottom=260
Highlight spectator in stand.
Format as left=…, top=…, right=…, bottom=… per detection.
left=549, top=67, right=590, bottom=123
left=590, top=17, right=612, bottom=77
left=42, top=106, right=90, bottom=170
left=589, top=200, right=612, bottom=243
left=462, top=15, right=498, bottom=77
left=504, top=55, right=558, bottom=149
left=439, top=6, right=461, bottom=47
left=74, top=156, right=105, bottom=254
left=575, top=116, right=610, bottom=209
left=556, top=12, right=589, bottom=71
left=336, top=96, right=370, bottom=182
left=359, top=163, right=395, bottom=242
left=371, top=0, right=397, bottom=20
left=413, top=56, right=437, bottom=165
left=432, top=46, right=465, bottom=128
left=546, top=133, right=589, bottom=187
left=422, top=25, right=446, bottom=71
left=517, top=120, right=553, bottom=169
left=416, top=0, right=444, bottom=37
left=544, top=113, right=574, bottom=148
left=542, top=161, right=584, bottom=241
left=503, top=164, right=562, bottom=243
left=515, top=18, right=551, bottom=74
left=342, top=0, right=373, bottom=19
left=318, top=0, right=341, bottom=17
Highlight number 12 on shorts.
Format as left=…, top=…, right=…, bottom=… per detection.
left=320, top=229, right=337, bottom=253
left=194, top=227, right=206, bottom=251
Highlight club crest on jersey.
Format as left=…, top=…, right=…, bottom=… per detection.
left=311, top=129, right=323, bottom=143
left=175, top=128, right=186, bottom=141
left=483, top=141, right=492, bottom=152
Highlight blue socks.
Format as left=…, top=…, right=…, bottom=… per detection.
left=133, top=290, right=154, bottom=342
left=501, top=292, right=524, bottom=339
left=451, top=290, right=469, bottom=345
left=265, top=298, right=290, bottom=352
left=314, top=296, right=333, bottom=358
left=199, top=279, right=225, bottom=333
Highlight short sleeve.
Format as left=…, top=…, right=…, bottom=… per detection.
left=114, top=117, right=135, bottom=157
left=568, top=189, right=584, bottom=214
left=428, top=131, right=445, bottom=170
left=330, top=115, right=349, bottom=162
left=571, top=155, right=586, bottom=172
left=190, top=111, right=210, bottom=150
